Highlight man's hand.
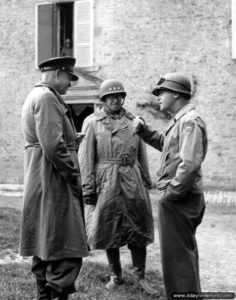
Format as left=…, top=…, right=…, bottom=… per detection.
left=76, top=132, right=86, bottom=145
left=83, top=194, right=97, bottom=205
left=133, top=116, right=145, bottom=132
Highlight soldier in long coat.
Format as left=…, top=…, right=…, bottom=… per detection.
left=133, top=73, right=208, bottom=300
left=78, top=79, right=159, bottom=296
left=20, top=57, right=88, bottom=300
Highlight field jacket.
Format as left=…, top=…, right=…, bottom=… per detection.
left=138, top=103, right=208, bottom=201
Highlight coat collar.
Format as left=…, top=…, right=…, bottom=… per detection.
left=95, top=107, right=135, bottom=121
left=35, top=81, right=64, bottom=104
left=94, top=108, right=107, bottom=121
left=95, top=108, right=135, bottom=134
left=35, top=82, right=75, bottom=126
left=165, top=103, right=195, bottom=136
left=174, top=103, right=195, bottom=121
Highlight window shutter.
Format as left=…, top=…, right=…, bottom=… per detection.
left=232, top=0, right=236, bottom=58
left=74, top=0, right=94, bottom=67
left=35, top=3, right=54, bottom=67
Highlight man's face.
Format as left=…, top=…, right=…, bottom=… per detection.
left=156, top=89, right=175, bottom=113
left=56, top=71, right=73, bottom=95
left=65, top=42, right=71, bottom=49
left=104, top=94, right=124, bottom=112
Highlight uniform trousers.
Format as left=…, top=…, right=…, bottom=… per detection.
left=32, top=256, right=82, bottom=295
left=158, top=192, right=205, bottom=300
left=106, top=245, right=147, bottom=280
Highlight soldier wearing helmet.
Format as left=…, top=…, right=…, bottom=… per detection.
left=78, top=79, right=160, bottom=296
left=98, top=79, right=127, bottom=114
left=99, top=78, right=127, bottom=101
left=152, top=72, right=192, bottom=99
left=133, top=72, right=208, bottom=300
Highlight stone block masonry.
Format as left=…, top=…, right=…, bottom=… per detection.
left=0, top=0, right=235, bottom=190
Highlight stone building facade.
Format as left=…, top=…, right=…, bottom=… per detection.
left=0, top=0, right=235, bottom=190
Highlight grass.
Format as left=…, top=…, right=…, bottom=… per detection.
left=0, top=207, right=21, bottom=252
left=1, top=194, right=236, bottom=299
left=0, top=258, right=163, bottom=300
left=0, top=197, right=164, bottom=300
left=73, top=261, right=163, bottom=300
left=0, top=262, right=35, bottom=299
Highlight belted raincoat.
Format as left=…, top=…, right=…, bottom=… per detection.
left=138, top=103, right=208, bottom=299
left=20, top=82, right=88, bottom=261
left=78, top=108, right=154, bottom=250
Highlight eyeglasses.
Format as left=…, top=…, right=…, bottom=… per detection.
left=157, top=75, right=190, bottom=91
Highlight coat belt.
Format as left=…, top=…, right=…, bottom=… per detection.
left=25, top=142, right=77, bottom=151
left=97, top=155, right=138, bottom=167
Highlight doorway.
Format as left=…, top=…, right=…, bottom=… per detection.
left=69, top=104, right=94, bottom=132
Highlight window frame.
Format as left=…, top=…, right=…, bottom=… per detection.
left=232, top=0, right=236, bottom=58
left=35, top=0, right=94, bottom=67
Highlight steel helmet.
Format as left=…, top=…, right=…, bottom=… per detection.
left=152, top=72, right=191, bottom=99
left=99, top=79, right=126, bottom=101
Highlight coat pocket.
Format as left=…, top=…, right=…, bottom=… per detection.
left=95, top=167, right=107, bottom=193
left=137, top=162, right=152, bottom=189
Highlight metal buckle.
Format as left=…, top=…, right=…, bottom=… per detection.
left=121, top=154, right=128, bottom=166
left=121, top=154, right=134, bottom=166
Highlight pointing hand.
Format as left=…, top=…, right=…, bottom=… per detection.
left=133, top=116, right=145, bottom=132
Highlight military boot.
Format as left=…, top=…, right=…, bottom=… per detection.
left=105, top=248, right=124, bottom=289
left=36, top=279, right=50, bottom=300
left=130, top=245, right=161, bottom=296
left=50, top=288, right=69, bottom=300
left=135, top=277, right=162, bottom=296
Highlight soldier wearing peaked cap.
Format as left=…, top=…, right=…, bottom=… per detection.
left=19, top=56, right=88, bottom=300
left=38, top=56, right=79, bottom=82
left=133, top=72, right=208, bottom=300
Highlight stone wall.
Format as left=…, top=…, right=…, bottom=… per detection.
left=95, top=0, right=236, bottom=190
left=0, top=0, right=235, bottom=190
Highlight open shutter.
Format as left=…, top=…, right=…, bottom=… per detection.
left=74, top=0, right=94, bottom=67
left=232, top=0, right=236, bottom=58
left=35, top=3, right=54, bottom=67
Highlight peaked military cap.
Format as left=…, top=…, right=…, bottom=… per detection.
left=38, top=56, right=79, bottom=81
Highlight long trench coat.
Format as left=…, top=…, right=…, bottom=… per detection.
left=138, top=103, right=208, bottom=299
left=78, top=108, right=154, bottom=250
left=20, top=82, right=88, bottom=261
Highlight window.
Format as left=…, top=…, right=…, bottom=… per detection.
left=35, top=0, right=94, bottom=67
left=59, top=3, right=74, bottom=57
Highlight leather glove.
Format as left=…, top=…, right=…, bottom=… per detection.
left=133, top=116, right=145, bottom=133
left=83, top=194, right=97, bottom=205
